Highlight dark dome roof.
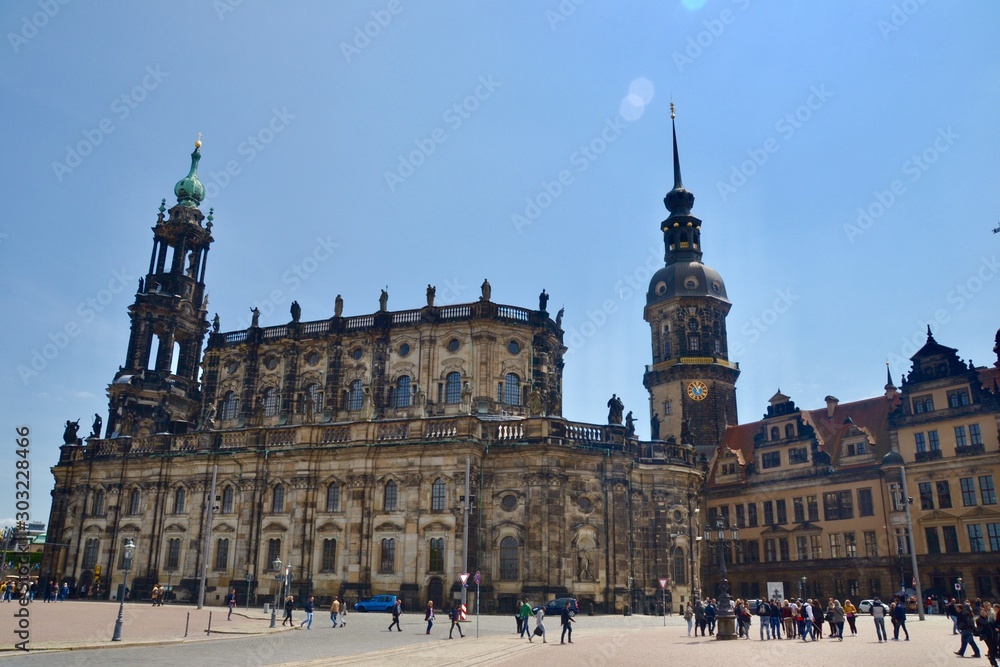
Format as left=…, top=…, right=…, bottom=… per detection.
left=647, top=261, right=730, bottom=306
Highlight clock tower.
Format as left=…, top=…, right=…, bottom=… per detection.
left=643, top=108, right=738, bottom=458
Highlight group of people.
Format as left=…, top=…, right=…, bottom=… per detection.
left=1, top=579, right=69, bottom=602
left=150, top=584, right=168, bottom=606
left=514, top=599, right=576, bottom=645
left=946, top=597, right=999, bottom=663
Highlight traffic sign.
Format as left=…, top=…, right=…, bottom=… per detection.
left=659, top=577, right=668, bottom=589
left=955, top=582, right=962, bottom=591
left=459, top=572, right=469, bottom=585
left=474, top=571, right=481, bottom=585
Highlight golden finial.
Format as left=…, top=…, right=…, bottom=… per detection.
left=670, top=101, right=676, bottom=120
left=195, top=131, right=202, bottom=149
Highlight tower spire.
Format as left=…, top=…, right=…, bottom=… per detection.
left=664, top=104, right=694, bottom=218
left=671, top=102, right=683, bottom=191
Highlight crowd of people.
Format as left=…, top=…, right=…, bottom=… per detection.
left=1, top=579, right=70, bottom=602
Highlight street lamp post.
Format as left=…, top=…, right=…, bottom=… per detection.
left=703, top=516, right=740, bottom=640
left=897, top=547, right=906, bottom=593
left=881, top=450, right=925, bottom=620
left=111, top=538, right=136, bottom=642
left=246, top=572, right=253, bottom=611
left=957, top=577, right=964, bottom=603
left=799, top=576, right=807, bottom=600
left=270, top=558, right=281, bottom=628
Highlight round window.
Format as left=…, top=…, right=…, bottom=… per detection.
left=655, top=281, right=667, bottom=296
left=578, top=497, right=593, bottom=513
left=447, top=338, right=460, bottom=353
left=264, top=356, right=278, bottom=370
left=501, top=494, right=517, bottom=511
left=399, top=343, right=410, bottom=357
left=711, top=281, right=722, bottom=294
left=225, top=359, right=239, bottom=373
left=305, top=351, right=319, bottom=365
left=508, top=340, right=520, bottom=355
left=351, top=347, right=364, bottom=360
left=684, top=276, right=699, bottom=290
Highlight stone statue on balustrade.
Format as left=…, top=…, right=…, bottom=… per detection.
left=90, top=414, right=103, bottom=439
left=606, top=394, right=624, bottom=425
left=334, top=294, right=344, bottom=318
left=426, top=284, right=436, bottom=307
left=63, top=419, right=82, bottom=445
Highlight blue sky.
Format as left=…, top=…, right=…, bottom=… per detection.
left=1, top=1, right=998, bottom=528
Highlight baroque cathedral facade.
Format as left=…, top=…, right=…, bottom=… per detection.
left=43, top=118, right=727, bottom=613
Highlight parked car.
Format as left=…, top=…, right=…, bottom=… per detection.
left=533, top=597, right=578, bottom=616
left=858, top=599, right=888, bottom=614
left=354, top=594, right=398, bottom=612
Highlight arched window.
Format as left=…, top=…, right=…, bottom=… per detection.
left=431, top=478, right=446, bottom=511
left=91, top=490, right=105, bottom=516
left=221, top=485, right=234, bottom=514
left=128, top=489, right=141, bottom=515
left=262, top=387, right=279, bottom=417
left=271, top=484, right=285, bottom=513
left=321, top=538, right=337, bottom=572
left=445, top=372, right=462, bottom=404
left=395, top=376, right=411, bottom=408
left=673, top=549, right=686, bottom=585
left=302, top=383, right=323, bottom=412
left=220, top=391, right=239, bottom=420
left=770, top=426, right=780, bottom=441
left=173, top=487, right=186, bottom=514
left=325, top=483, right=340, bottom=512
left=347, top=380, right=364, bottom=411
left=429, top=537, right=444, bottom=573
left=499, top=536, right=519, bottom=580
left=503, top=373, right=520, bottom=406
left=380, top=538, right=395, bottom=573
left=785, top=423, right=795, bottom=439
left=384, top=480, right=398, bottom=512
left=214, top=537, right=229, bottom=570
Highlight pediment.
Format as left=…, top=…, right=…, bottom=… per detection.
left=214, top=522, right=236, bottom=533
left=374, top=522, right=404, bottom=532
left=120, top=523, right=142, bottom=533
left=790, top=522, right=823, bottom=534
left=959, top=506, right=1000, bottom=520
left=422, top=521, right=451, bottom=534
left=760, top=525, right=793, bottom=536
left=83, top=524, right=104, bottom=534
left=163, top=523, right=187, bottom=533
left=316, top=522, right=342, bottom=533
left=262, top=522, right=288, bottom=533
left=918, top=510, right=958, bottom=523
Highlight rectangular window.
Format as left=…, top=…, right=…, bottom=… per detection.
left=914, top=432, right=926, bottom=453
left=948, top=390, right=971, bottom=407
left=764, top=539, right=776, bottom=562
left=796, top=536, right=808, bottom=560
left=789, top=447, right=808, bottom=464
left=747, top=503, right=758, bottom=527
left=214, top=538, right=229, bottom=570
left=823, top=490, right=854, bottom=521
left=987, top=523, right=1000, bottom=551
left=776, top=499, right=787, bottom=525
left=968, top=524, right=985, bottom=552
left=810, top=534, right=823, bottom=559
left=663, top=400, right=672, bottom=416
left=969, top=423, right=983, bottom=446
left=961, top=477, right=977, bottom=506
left=83, top=539, right=99, bottom=569
left=937, top=481, right=953, bottom=509
left=763, top=501, right=774, bottom=526
left=858, top=488, right=874, bottom=517
left=735, top=504, right=745, bottom=528
left=894, top=527, right=910, bottom=555
left=321, top=539, right=337, bottom=572
left=834, top=579, right=845, bottom=597
left=829, top=533, right=843, bottom=559
left=744, top=540, right=760, bottom=564
left=720, top=505, right=731, bottom=525
left=167, top=538, right=181, bottom=570
left=864, top=531, right=878, bottom=557
left=793, top=497, right=805, bottom=523
left=807, top=496, right=819, bottom=522
left=954, top=426, right=967, bottom=448
left=761, top=451, right=781, bottom=469
left=928, top=430, right=940, bottom=451
left=778, top=537, right=790, bottom=561
left=979, top=476, right=997, bottom=505
left=919, top=482, right=935, bottom=510
left=379, top=538, right=395, bottom=573
left=942, top=526, right=960, bottom=554
left=429, top=538, right=444, bottom=573
left=849, top=579, right=860, bottom=596
left=266, top=539, right=281, bottom=568
left=844, top=532, right=857, bottom=557
left=870, top=578, right=882, bottom=597
left=925, top=527, right=941, bottom=554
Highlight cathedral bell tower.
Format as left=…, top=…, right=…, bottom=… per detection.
left=105, top=141, right=214, bottom=437
left=643, top=107, right=738, bottom=458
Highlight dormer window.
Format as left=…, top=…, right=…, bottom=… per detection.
left=912, top=396, right=934, bottom=413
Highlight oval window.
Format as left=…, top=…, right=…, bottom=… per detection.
left=447, top=339, right=460, bottom=353
left=508, top=340, right=520, bottom=355
left=399, top=343, right=410, bottom=357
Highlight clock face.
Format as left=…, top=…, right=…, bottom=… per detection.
left=687, top=381, right=708, bottom=401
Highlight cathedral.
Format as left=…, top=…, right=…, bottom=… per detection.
left=43, top=115, right=727, bottom=613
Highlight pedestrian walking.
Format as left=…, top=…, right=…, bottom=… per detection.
left=560, top=600, right=575, bottom=644
left=800, top=599, right=814, bottom=641
left=694, top=599, right=706, bottom=636
left=388, top=598, right=402, bottom=631
left=976, top=604, right=997, bottom=667
left=330, top=597, right=340, bottom=627
left=518, top=599, right=533, bottom=638
left=830, top=599, right=846, bottom=640
left=282, top=595, right=294, bottom=626
left=684, top=602, right=694, bottom=636
left=151, top=585, right=159, bottom=606
left=227, top=588, right=237, bottom=621
left=770, top=598, right=782, bottom=638
left=871, top=596, right=888, bottom=643
left=424, top=601, right=434, bottom=635
left=955, top=602, right=982, bottom=658
left=946, top=598, right=959, bottom=635
left=843, top=599, right=858, bottom=635
left=891, top=598, right=909, bottom=640
left=705, top=598, right=717, bottom=635
left=448, top=604, right=465, bottom=639
left=299, top=596, right=315, bottom=629
left=532, top=606, right=547, bottom=643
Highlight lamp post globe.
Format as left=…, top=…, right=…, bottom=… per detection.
left=111, top=538, right=136, bottom=641
left=270, top=558, right=281, bottom=628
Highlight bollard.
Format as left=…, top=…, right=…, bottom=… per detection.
left=206, top=611, right=212, bottom=636
left=185, top=611, right=190, bottom=637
